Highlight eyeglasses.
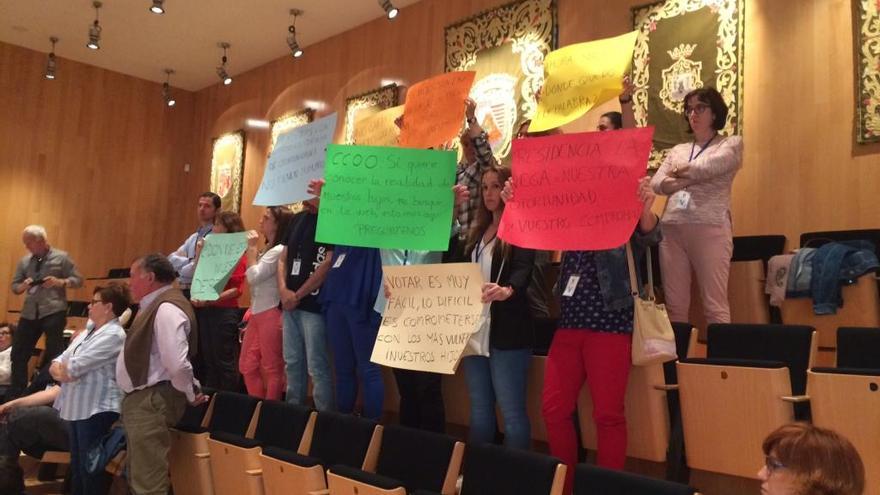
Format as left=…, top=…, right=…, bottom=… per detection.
left=765, top=456, right=786, bottom=474
left=684, top=103, right=710, bottom=116
left=0, top=330, right=10, bottom=336
left=89, top=298, right=104, bottom=305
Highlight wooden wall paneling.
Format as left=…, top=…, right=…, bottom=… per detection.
left=0, top=42, right=195, bottom=315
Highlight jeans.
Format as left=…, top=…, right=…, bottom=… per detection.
left=324, top=303, right=384, bottom=420
left=282, top=309, right=334, bottom=411
left=461, top=348, right=531, bottom=450
left=69, top=411, right=118, bottom=495
left=10, top=311, right=66, bottom=398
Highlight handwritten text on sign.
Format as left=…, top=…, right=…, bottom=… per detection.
left=498, top=127, right=655, bottom=251
left=253, top=113, right=338, bottom=206
left=191, top=232, right=248, bottom=301
left=399, top=71, right=476, bottom=149
left=315, top=144, right=456, bottom=250
left=355, top=105, right=404, bottom=147
left=530, top=31, right=638, bottom=132
left=371, top=263, right=484, bottom=374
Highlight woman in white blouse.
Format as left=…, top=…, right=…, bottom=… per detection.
left=239, top=206, right=294, bottom=399
left=650, top=87, right=743, bottom=325
left=50, top=283, right=129, bottom=495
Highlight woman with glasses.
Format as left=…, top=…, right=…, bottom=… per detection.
left=760, top=422, right=864, bottom=495
left=650, top=87, right=743, bottom=326
left=49, top=283, right=130, bottom=495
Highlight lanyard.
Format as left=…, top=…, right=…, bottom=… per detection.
left=402, top=250, right=409, bottom=265
left=689, top=134, right=717, bottom=162
left=474, top=233, right=496, bottom=262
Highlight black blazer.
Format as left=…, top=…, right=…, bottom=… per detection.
left=456, top=239, right=536, bottom=350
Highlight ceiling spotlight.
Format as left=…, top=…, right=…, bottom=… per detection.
left=379, top=0, right=399, bottom=20
left=163, top=69, right=176, bottom=107
left=150, top=0, right=165, bottom=14
left=287, top=9, right=304, bottom=58
left=45, top=36, right=58, bottom=80
left=86, top=1, right=102, bottom=50
left=217, top=42, right=233, bottom=85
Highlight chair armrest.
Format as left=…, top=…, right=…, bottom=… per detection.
left=195, top=452, right=211, bottom=458
left=653, top=384, right=679, bottom=391
left=245, top=469, right=262, bottom=476
left=780, top=395, right=810, bottom=403
left=308, top=490, right=330, bottom=495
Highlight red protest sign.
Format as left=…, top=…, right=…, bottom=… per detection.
left=498, top=127, right=655, bottom=251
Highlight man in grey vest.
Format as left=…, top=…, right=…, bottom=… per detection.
left=115, top=254, right=205, bottom=495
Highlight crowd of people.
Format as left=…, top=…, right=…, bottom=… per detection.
left=0, top=84, right=867, bottom=495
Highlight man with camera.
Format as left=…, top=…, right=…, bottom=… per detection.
left=8, top=225, right=82, bottom=399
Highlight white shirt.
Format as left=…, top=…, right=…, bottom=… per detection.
left=0, top=346, right=11, bottom=385
left=464, top=237, right=495, bottom=358
left=115, top=285, right=198, bottom=402
left=247, top=245, right=284, bottom=314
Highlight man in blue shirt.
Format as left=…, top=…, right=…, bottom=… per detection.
left=168, top=192, right=220, bottom=299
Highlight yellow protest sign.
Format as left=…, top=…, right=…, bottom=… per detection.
left=354, top=105, right=404, bottom=147
left=399, top=71, right=476, bottom=149
left=371, top=263, right=484, bottom=374
left=530, top=31, right=638, bottom=132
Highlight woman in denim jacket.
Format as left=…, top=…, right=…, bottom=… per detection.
left=503, top=175, right=660, bottom=494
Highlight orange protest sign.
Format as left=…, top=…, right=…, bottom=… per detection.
left=398, top=71, right=476, bottom=149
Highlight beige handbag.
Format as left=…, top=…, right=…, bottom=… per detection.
left=625, top=243, right=677, bottom=366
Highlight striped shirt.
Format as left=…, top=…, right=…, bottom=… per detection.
left=53, top=319, right=126, bottom=421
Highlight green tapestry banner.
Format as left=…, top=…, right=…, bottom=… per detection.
left=855, top=0, right=880, bottom=143
left=632, top=0, right=744, bottom=168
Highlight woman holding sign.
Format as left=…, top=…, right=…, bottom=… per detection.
left=650, top=87, right=743, bottom=326
left=239, top=206, right=293, bottom=400
left=456, top=166, right=536, bottom=450
left=502, top=174, right=660, bottom=493
left=191, top=211, right=247, bottom=391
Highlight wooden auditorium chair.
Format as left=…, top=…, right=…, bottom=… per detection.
left=170, top=391, right=260, bottom=495
left=807, top=327, right=880, bottom=495
left=677, top=324, right=816, bottom=478
left=573, top=463, right=697, bottom=495
left=258, top=410, right=382, bottom=495
left=326, top=424, right=464, bottom=495
left=577, top=323, right=697, bottom=464
left=208, top=400, right=315, bottom=495
left=781, top=229, right=880, bottom=365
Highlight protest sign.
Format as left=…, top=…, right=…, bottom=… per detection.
left=191, top=232, right=248, bottom=300
left=398, top=71, right=476, bottom=149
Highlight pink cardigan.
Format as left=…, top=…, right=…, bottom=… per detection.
left=650, top=135, right=743, bottom=226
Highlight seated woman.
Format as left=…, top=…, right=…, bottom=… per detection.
left=0, top=323, right=13, bottom=402
left=760, top=422, right=865, bottom=495
left=50, top=283, right=130, bottom=495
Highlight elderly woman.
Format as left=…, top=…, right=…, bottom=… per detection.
left=650, top=87, right=743, bottom=325
left=760, top=423, right=865, bottom=495
left=50, top=283, right=130, bottom=495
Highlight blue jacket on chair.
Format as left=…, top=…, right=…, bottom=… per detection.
left=810, top=240, right=879, bottom=315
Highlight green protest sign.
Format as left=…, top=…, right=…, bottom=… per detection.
left=316, top=144, right=456, bottom=250
left=190, top=232, right=247, bottom=301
